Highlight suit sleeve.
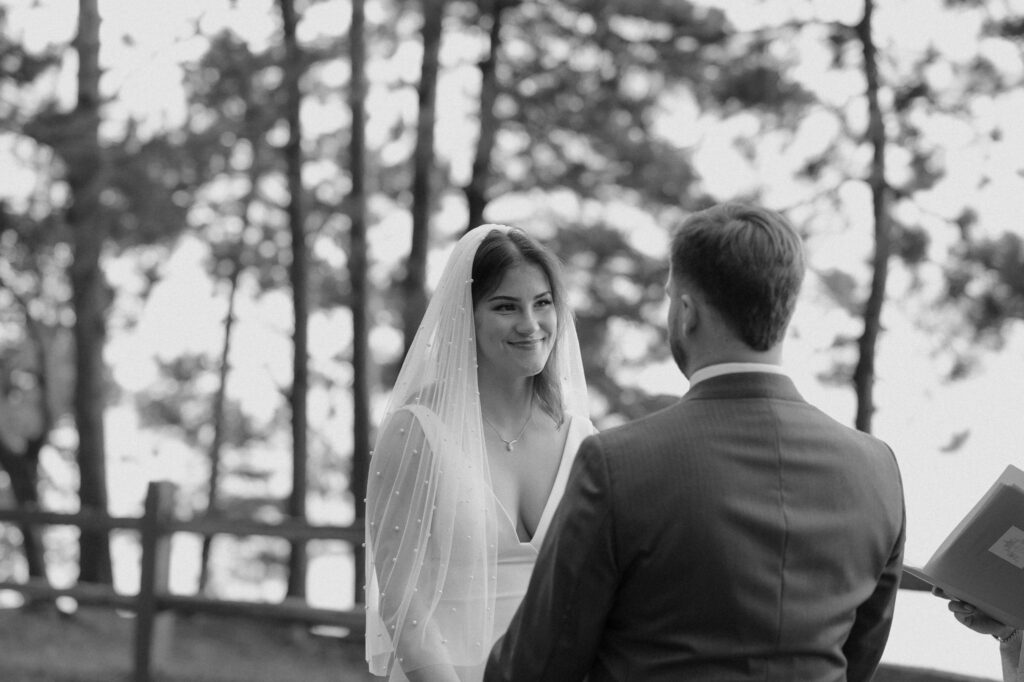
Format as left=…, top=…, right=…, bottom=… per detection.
left=484, top=435, right=619, bottom=682
left=999, top=631, right=1024, bottom=682
left=843, top=490, right=906, bottom=682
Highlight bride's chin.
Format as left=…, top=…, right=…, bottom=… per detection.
left=499, top=349, right=552, bottom=377
left=526, top=358, right=551, bottom=376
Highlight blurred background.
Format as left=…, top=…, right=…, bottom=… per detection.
left=1, top=0, right=1023, bottom=679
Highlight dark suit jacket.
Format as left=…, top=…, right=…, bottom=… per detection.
left=485, top=372, right=905, bottom=682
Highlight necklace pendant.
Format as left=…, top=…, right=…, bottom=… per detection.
left=482, top=400, right=532, bottom=454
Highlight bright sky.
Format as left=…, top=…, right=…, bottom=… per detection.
left=4, top=0, right=1024, bottom=677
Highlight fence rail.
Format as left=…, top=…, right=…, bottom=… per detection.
left=0, top=481, right=364, bottom=682
left=0, top=482, right=978, bottom=682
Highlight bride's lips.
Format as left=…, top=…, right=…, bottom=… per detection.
left=508, top=337, right=546, bottom=349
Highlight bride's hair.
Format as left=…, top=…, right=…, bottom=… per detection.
left=471, top=227, right=569, bottom=426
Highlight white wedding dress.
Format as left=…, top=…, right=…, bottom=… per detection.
left=490, top=414, right=596, bottom=640
left=379, top=411, right=595, bottom=682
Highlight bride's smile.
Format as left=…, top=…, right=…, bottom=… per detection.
left=508, top=337, right=545, bottom=349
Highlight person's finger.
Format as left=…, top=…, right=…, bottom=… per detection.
left=948, top=601, right=975, bottom=614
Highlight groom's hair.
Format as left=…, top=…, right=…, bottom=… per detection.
left=671, top=202, right=805, bottom=351
left=472, top=227, right=569, bottom=425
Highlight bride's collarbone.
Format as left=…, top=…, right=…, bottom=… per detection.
left=485, top=419, right=564, bottom=467
left=487, top=420, right=568, bottom=528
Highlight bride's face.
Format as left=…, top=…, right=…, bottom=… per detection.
left=473, top=262, right=557, bottom=381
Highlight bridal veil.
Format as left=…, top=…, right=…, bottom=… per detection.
left=365, top=224, right=589, bottom=679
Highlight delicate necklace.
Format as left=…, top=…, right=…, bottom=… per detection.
left=482, top=396, right=534, bottom=452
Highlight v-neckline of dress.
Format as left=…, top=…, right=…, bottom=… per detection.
left=491, top=416, right=579, bottom=547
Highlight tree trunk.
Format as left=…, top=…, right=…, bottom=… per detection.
left=278, top=0, right=309, bottom=599
left=853, top=0, right=891, bottom=434
left=402, top=0, right=446, bottom=355
left=0, top=439, right=47, bottom=581
left=348, top=0, right=371, bottom=604
left=0, top=281, right=54, bottom=583
left=198, top=254, right=241, bottom=594
left=68, top=0, right=112, bottom=585
left=465, top=0, right=507, bottom=233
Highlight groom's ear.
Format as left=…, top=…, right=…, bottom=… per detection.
left=678, top=293, right=699, bottom=336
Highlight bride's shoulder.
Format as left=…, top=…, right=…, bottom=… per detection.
left=380, top=403, right=442, bottom=438
left=377, top=385, right=461, bottom=456
left=562, top=410, right=598, bottom=437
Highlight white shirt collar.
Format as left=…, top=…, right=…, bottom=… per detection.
left=688, top=362, right=786, bottom=387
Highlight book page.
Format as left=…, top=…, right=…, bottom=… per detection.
left=989, top=525, right=1024, bottom=569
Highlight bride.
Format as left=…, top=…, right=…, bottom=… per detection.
left=365, top=225, right=595, bottom=681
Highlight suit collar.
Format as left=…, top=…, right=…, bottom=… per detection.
left=683, top=371, right=804, bottom=403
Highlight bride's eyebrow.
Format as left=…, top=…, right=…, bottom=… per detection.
left=488, top=291, right=552, bottom=303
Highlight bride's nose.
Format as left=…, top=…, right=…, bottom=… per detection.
left=515, top=309, right=540, bottom=334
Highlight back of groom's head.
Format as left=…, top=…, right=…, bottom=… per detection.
left=671, top=202, right=805, bottom=352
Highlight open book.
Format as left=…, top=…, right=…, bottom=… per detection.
left=904, top=464, right=1024, bottom=629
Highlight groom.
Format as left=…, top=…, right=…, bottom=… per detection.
left=484, top=202, right=906, bottom=681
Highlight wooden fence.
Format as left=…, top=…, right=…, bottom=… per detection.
left=0, top=481, right=365, bottom=682
left=0, top=482, right=989, bottom=682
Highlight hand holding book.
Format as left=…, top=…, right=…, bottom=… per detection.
left=937, top=590, right=1017, bottom=641
left=905, top=465, right=1024, bottom=630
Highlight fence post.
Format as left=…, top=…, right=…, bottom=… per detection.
left=134, top=481, right=177, bottom=682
